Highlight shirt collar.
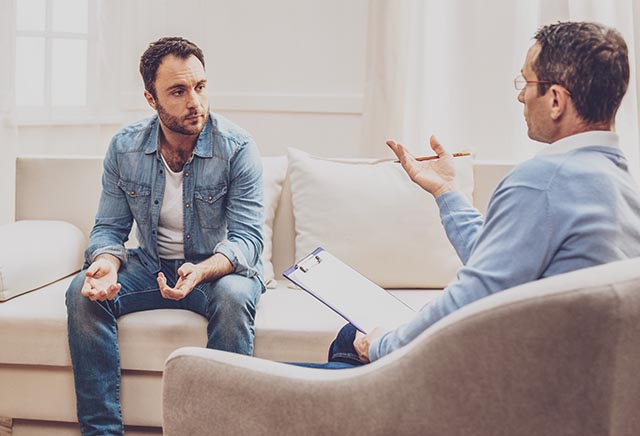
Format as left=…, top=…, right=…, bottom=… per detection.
left=193, top=116, right=213, bottom=158
left=143, top=113, right=214, bottom=158
left=536, top=130, right=620, bottom=156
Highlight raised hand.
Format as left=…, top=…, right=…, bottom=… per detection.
left=81, top=255, right=121, bottom=301
left=387, top=135, right=457, bottom=198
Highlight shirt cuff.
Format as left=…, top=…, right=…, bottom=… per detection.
left=86, top=245, right=127, bottom=267
left=436, top=190, right=472, bottom=214
left=368, top=332, right=390, bottom=362
left=214, top=240, right=254, bottom=277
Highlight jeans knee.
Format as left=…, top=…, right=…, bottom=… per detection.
left=205, top=275, right=260, bottom=321
left=203, top=275, right=260, bottom=354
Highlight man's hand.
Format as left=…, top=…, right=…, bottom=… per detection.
left=387, top=135, right=457, bottom=198
left=81, top=254, right=121, bottom=301
left=157, top=262, right=201, bottom=301
left=353, top=327, right=387, bottom=363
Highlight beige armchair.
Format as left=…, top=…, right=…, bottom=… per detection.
left=162, top=258, right=640, bottom=436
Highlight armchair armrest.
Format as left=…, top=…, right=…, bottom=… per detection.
left=163, top=346, right=411, bottom=436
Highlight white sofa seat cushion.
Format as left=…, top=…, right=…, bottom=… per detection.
left=287, top=148, right=474, bottom=288
left=0, top=275, right=440, bottom=369
left=0, top=220, right=86, bottom=301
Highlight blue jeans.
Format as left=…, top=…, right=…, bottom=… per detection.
left=290, top=323, right=366, bottom=369
left=65, top=253, right=263, bottom=436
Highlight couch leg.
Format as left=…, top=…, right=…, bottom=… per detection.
left=0, top=417, right=12, bottom=436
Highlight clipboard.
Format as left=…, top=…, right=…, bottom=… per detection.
left=283, top=247, right=416, bottom=333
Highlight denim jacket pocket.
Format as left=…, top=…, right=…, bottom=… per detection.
left=194, top=185, right=227, bottom=229
left=118, top=179, right=152, bottom=224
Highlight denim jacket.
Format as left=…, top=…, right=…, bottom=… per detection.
left=85, top=112, right=264, bottom=279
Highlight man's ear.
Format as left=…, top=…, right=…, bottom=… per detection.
left=549, top=85, right=569, bottom=121
left=144, top=89, right=157, bottom=110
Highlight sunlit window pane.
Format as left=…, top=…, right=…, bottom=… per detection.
left=52, top=0, right=88, bottom=33
left=16, top=37, right=46, bottom=106
left=51, top=39, right=87, bottom=106
left=16, top=0, right=46, bottom=32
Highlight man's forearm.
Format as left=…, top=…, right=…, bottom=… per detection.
left=436, top=191, right=484, bottom=264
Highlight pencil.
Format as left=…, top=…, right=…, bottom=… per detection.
left=394, top=151, right=471, bottom=163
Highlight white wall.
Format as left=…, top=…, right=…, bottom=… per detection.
left=1, top=0, right=369, bottom=224
left=16, top=0, right=369, bottom=156
left=117, top=0, right=368, bottom=157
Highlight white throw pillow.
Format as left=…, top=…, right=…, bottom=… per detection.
left=0, top=220, right=86, bottom=301
left=261, top=156, right=288, bottom=288
left=287, top=148, right=474, bottom=288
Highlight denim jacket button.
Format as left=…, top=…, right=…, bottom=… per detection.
left=186, top=234, right=191, bottom=239
left=130, top=191, right=135, bottom=196
left=154, top=200, right=159, bottom=205
left=185, top=202, right=190, bottom=208
left=185, top=172, right=190, bottom=177
left=208, top=195, right=213, bottom=201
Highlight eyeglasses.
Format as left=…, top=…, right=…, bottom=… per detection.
left=513, top=74, right=552, bottom=90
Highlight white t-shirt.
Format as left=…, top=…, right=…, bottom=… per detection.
left=157, top=156, right=185, bottom=259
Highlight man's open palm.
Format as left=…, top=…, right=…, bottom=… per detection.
left=82, top=258, right=121, bottom=301
left=387, top=135, right=457, bottom=198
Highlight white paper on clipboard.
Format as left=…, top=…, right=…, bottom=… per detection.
left=282, top=247, right=416, bottom=333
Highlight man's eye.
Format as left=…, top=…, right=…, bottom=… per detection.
left=196, top=84, right=206, bottom=91
left=173, top=90, right=184, bottom=96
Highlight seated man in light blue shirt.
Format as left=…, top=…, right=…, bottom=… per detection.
left=306, top=21, right=640, bottom=369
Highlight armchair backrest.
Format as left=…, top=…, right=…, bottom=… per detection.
left=368, top=256, right=640, bottom=436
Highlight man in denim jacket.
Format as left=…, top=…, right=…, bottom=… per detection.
left=66, top=37, right=264, bottom=436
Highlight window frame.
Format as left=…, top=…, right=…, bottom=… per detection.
left=13, top=0, right=100, bottom=125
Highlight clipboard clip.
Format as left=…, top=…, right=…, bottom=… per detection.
left=296, top=252, right=322, bottom=273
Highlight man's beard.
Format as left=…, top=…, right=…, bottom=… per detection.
left=156, top=102, right=209, bottom=136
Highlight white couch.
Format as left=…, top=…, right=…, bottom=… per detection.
left=0, top=151, right=513, bottom=435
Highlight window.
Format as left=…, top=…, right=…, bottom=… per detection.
left=14, top=0, right=97, bottom=122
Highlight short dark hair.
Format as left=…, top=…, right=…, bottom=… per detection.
left=533, top=22, right=629, bottom=125
left=139, top=37, right=205, bottom=98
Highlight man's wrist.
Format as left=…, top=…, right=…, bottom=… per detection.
left=193, top=263, right=209, bottom=285
left=432, top=182, right=457, bottom=198
left=95, top=253, right=121, bottom=270
left=193, top=254, right=233, bottom=283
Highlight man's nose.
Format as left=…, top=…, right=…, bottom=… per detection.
left=517, top=88, right=525, bottom=103
left=186, top=89, right=199, bottom=108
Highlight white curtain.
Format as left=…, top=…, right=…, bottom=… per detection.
left=361, top=0, right=640, bottom=179
left=1, top=0, right=17, bottom=224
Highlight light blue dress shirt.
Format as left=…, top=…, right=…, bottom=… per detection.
left=370, top=131, right=640, bottom=361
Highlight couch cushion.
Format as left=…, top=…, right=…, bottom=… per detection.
left=287, top=148, right=474, bottom=288
left=0, top=220, right=86, bottom=301
left=0, top=275, right=440, bottom=369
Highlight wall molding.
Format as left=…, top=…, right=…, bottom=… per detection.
left=122, top=92, right=364, bottom=115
